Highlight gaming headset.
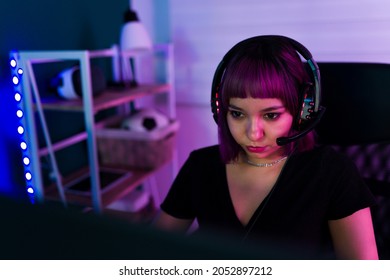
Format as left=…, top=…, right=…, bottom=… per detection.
left=210, top=35, right=326, bottom=146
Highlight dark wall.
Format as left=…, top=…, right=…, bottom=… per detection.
left=0, top=0, right=129, bottom=199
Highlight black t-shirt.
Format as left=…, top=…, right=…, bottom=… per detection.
left=161, top=145, right=376, bottom=258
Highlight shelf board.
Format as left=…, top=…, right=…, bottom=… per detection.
left=37, top=115, right=124, bottom=156
left=40, top=83, right=170, bottom=113
left=44, top=165, right=161, bottom=208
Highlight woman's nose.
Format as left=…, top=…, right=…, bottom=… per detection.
left=247, top=117, right=264, bottom=141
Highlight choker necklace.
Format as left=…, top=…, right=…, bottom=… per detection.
left=245, top=156, right=288, bottom=167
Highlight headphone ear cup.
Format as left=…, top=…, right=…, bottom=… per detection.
left=295, top=83, right=315, bottom=130
left=211, top=60, right=227, bottom=124
left=211, top=89, right=220, bottom=123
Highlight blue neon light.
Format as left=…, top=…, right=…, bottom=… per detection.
left=10, top=54, right=36, bottom=203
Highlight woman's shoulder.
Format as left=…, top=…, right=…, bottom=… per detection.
left=310, top=145, right=349, bottom=159
left=292, top=144, right=354, bottom=168
left=188, top=145, right=223, bottom=164
left=190, top=144, right=220, bottom=156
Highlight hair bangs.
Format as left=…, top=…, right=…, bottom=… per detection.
left=221, top=56, right=298, bottom=110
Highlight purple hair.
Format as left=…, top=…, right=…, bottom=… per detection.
left=217, top=37, right=316, bottom=163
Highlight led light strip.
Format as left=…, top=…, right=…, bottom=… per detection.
left=9, top=52, right=35, bottom=202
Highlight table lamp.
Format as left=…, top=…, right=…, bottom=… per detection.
left=119, top=7, right=152, bottom=87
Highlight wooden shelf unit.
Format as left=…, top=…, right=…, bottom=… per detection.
left=13, top=44, right=176, bottom=213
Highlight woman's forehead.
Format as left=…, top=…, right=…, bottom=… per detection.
left=229, top=97, right=285, bottom=110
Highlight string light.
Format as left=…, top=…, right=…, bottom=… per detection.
left=23, top=156, right=30, bottom=165
left=20, top=142, right=27, bottom=150
left=12, top=75, right=19, bottom=85
left=14, top=93, right=21, bottom=102
left=10, top=59, right=17, bottom=68
left=17, top=125, right=24, bottom=135
left=16, top=109, right=23, bottom=118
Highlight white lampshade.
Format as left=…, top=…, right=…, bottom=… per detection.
left=119, top=9, right=152, bottom=51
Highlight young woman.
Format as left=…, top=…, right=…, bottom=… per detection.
left=154, top=35, right=378, bottom=259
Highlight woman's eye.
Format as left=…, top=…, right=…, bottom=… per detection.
left=264, top=113, right=280, bottom=120
left=229, top=110, right=244, bottom=119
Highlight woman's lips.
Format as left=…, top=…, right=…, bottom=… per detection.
left=246, top=146, right=267, bottom=153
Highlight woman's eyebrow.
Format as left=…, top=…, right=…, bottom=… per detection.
left=228, top=104, right=285, bottom=112
left=261, top=106, right=285, bottom=112
left=228, top=104, right=243, bottom=110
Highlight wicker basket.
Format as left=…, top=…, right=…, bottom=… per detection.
left=96, top=117, right=179, bottom=170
